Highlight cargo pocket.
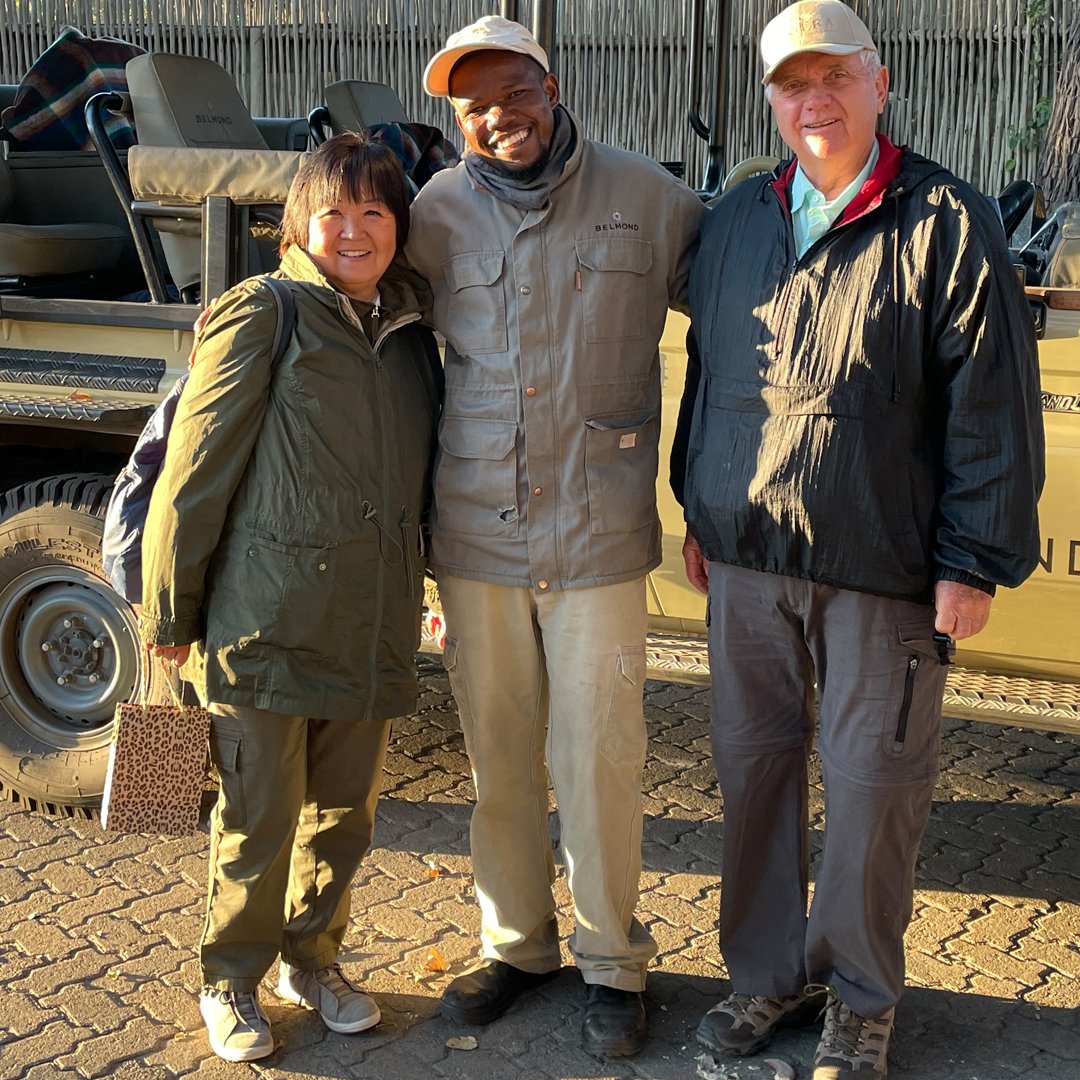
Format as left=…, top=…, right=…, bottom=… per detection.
left=439, top=250, right=507, bottom=354
left=441, top=636, right=475, bottom=733
left=584, top=409, right=659, bottom=534
left=208, top=728, right=245, bottom=830
left=600, top=645, right=648, bottom=765
left=574, top=238, right=653, bottom=343
left=884, top=623, right=946, bottom=780
left=246, top=534, right=340, bottom=656
left=434, top=416, right=519, bottom=537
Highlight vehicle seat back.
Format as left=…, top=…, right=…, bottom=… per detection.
left=125, top=53, right=273, bottom=295
left=0, top=154, right=125, bottom=277
left=323, top=80, right=409, bottom=133
left=1045, top=235, right=1080, bottom=288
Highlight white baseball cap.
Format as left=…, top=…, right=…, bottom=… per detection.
left=423, top=16, right=550, bottom=98
left=760, top=0, right=877, bottom=85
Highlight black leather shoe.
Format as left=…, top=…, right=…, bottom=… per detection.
left=441, top=959, right=559, bottom=1025
left=581, top=984, right=647, bottom=1057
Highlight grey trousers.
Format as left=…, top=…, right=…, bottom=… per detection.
left=706, top=562, right=947, bottom=1017
left=439, top=573, right=656, bottom=991
left=200, top=703, right=392, bottom=992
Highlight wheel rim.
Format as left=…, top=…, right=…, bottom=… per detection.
left=0, top=566, right=144, bottom=749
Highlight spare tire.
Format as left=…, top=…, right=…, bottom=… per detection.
left=0, top=473, right=166, bottom=816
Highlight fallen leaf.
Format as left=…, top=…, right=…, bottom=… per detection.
left=446, top=1035, right=478, bottom=1051
left=763, top=1060, right=796, bottom=1080
left=68, top=390, right=92, bottom=402
left=424, top=946, right=449, bottom=972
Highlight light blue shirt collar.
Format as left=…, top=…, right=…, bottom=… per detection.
left=791, top=139, right=880, bottom=258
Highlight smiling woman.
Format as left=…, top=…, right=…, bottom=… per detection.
left=278, top=131, right=411, bottom=302
left=137, top=132, right=443, bottom=1062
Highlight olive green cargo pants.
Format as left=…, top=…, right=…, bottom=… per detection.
left=200, top=703, right=392, bottom=992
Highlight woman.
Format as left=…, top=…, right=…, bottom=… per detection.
left=139, top=133, right=441, bottom=1063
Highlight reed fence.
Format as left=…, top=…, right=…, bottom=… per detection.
left=0, top=0, right=1071, bottom=195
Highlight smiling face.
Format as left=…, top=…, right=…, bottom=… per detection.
left=306, top=195, right=397, bottom=302
left=768, top=50, right=888, bottom=198
left=448, top=51, right=560, bottom=170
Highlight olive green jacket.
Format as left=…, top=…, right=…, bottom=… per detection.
left=140, top=247, right=441, bottom=722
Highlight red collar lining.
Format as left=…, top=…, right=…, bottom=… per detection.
left=769, top=133, right=903, bottom=226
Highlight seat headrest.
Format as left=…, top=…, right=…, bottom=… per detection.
left=126, top=53, right=267, bottom=150
left=324, top=80, right=409, bottom=133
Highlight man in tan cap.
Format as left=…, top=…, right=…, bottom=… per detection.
left=671, top=2, right=1043, bottom=1077
left=406, top=14, right=703, bottom=1059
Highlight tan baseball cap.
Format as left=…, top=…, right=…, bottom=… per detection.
left=423, top=15, right=550, bottom=98
left=760, top=0, right=877, bottom=85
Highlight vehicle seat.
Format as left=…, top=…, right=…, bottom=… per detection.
left=324, top=80, right=409, bottom=132
left=1045, top=236, right=1080, bottom=288
left=0, top=155, right=125, bottom=277
left=124, top=53, right=276, bottom=298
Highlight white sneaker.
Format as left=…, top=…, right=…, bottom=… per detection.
left=277, top=962, right=381, bottom=1034
left=199, top=988, right=274, bottom=1062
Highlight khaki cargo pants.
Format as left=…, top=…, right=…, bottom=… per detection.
left=200, top=703, right=392, bottom=992
left=439, top=573, right=657, bottom=992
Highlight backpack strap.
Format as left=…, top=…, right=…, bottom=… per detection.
left=260, top=275, right=296, bottom=368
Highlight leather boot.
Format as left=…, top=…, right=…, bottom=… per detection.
left=581, top=984, right=647, bottom=1057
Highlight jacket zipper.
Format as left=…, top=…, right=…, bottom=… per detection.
left=350, top=305, right=422, bottom=716
left=895, top=655, right=919, bottom=745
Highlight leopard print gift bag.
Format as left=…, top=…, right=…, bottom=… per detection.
left=100, top=664, right=210, bottom=834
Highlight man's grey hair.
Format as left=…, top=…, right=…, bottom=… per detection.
left=764, top=48, right=881, bottom=101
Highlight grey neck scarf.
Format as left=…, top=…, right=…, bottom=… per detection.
left=464, top=105, right=576, bottom=212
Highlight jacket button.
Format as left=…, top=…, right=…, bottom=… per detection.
left=519, top=285, right=531, bottom=295
left=537, top=579, right=549, bottom=590
left=525, top=386, right=537, bottom=396
left=318, top=562, right=328, bottom=571
left=247, top=547, right=256, bottom=557
left=532, top=486, right=543, bottom=496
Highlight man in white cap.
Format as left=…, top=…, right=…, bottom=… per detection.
left=671, top=1, right=1043, bottom=1077
left=406, top=14, right=703, bottom=1058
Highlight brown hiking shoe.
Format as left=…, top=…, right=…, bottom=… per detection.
left=812, top=999, right=894, bottom=1078
left=696, top=989, right=827, bottom=1056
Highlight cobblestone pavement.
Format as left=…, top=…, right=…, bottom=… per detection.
left=1, top=658, right=1078, bottom=1080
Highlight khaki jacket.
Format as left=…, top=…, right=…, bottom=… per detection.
left=140, top=248, right=441, bottom=721
left=407, top=112, right=703, bottom=590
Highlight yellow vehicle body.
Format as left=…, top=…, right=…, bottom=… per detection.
left=651, top=296, right=1080, bottom=683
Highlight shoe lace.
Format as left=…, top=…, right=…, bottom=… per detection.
left=208, top=989, right=264, bottom=1030
left=819, top=999, right=891, bottom=1064
left=716, top=992, right=796, bottom=1026
left=314, top=964, right=358, bottom=997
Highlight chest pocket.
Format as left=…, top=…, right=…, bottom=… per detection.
left=574, top=238, right=653, bottom=344
left=438, top=250, right=508, bottom=355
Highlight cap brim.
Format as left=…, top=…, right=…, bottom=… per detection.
left=423, top=42, right=541, bottom=97
left=762, top=43, right=868, bottom=85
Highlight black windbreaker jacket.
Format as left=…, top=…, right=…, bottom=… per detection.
left=672, top=141, right=1044, bottom=603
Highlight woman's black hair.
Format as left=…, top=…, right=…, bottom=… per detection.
left=279, top=131, right=410, bottom=255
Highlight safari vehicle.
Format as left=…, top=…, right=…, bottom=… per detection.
left=0, top=28, right=1077, bottom=820
left=0, top=53, right=308, bottom=816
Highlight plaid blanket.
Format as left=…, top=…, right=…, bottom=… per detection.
left=369, top=121, right=460, bottom=191
left=0, top=26, right=144, bottom=151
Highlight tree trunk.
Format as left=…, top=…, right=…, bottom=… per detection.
left=1040, top=7, right=1080, bottom=207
